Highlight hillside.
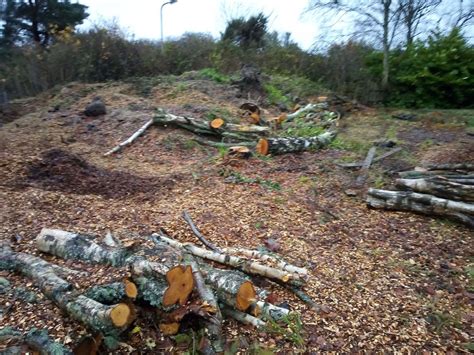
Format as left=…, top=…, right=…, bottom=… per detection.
left=0, top=74, right=473, bottom=353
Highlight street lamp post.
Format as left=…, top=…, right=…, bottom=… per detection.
left=160, top=0, right=177, bottom=54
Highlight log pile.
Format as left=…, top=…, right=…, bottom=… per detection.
left=367, top=164, right=474, bottom=227
left=1, top=216, right=314, bottom=353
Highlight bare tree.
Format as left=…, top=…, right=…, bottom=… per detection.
left=399, top=0, right=442, bottom=45
left=306, top=0, right=402, bottom=90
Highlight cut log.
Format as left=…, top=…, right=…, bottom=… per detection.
left=228, top=146, right=252, bottom=159
left=185, top=255, right=224, bottom=354
left=0, top=327, right=72, bottom=355
left=0, top=245, right=134, bottom=337
left=355, top=146, right=377, bottom=186
left=221, top=308, right=266, bottom=328
left=210, top=118, right=225, bottom=129
left=426, top=163, right=474, bottom=171
left=83, top=280, right=138, bottom=304
left=396, top=177, right=474, bottom=202
left=251, top=301, right=290, bottom=321
left=398, top=170, right=474, bottom=179
left=36, top=229, right=194, bottom=308
left=221, top=247, right=308, bottom=278
left=285, top=103, right=328, bottom=122
left=152, top=233, right=305, bottom=286
left=192, top=138, right=256, bottom=149
left=104, top=118, right=154, bottom=156
left=367, top=188, right=474, bottom=227
left=256, top=131, right=336, bottom=156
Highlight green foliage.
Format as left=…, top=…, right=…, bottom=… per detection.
left=222, top=12, right=268, bottom=49
left=388, top=28, right=474, bottom=108
left=263, top=313, right=305, bottom=346
left=282, top=117, right=325, bottom=138
left=198, top=68, right=230, bottom=84
left=263, top=83, right=290, bottom=106
left=1, top=0, right=88, bottom=47
left=269, top=75, right=326, bottom=100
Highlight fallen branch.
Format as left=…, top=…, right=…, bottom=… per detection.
left=182, top=211, right=222, bottom=252
left=367, top=188, right=474, bottom=227
left=355, top=146, right=377, bottom=186
left=285, top=103, right=328, bottom=122
left=337, top=147, right=402, bottom=168
left=152, top=233, right=305, bottom=286
left=426, top=163, right=474, bottom=171
left=104, top=118, right=154, bottom=156
left=221, top=307, right=266, bottom=328
left=256, top=131, right=336, bottom=156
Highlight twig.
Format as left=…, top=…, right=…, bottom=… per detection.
left=182, top=211, right=222, bottom=253
left=104, top=118, right=154, bottom=156
left=337, top=147, right=402, bottom=168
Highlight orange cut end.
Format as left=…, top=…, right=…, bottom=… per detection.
left=236, top=281, right=256, bottom=311
left=277, top=113, right=287, bottom=123
left=250, top=112, right=260, bottom=124
left=159, top=322, right=180, bottom=335
left=124, top=279, right=138, bottom=299
left=210, top=118, right=225, bottom=129
left=163, top=265, right=194, bottom=307
left=110, top=303, right=131, bottom=327
left=256, top=138, right=269, bottom=156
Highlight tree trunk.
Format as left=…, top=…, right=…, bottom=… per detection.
left=256, top=131, right=336, bottom=156
left=83, top=280, right=138, bottom=304
left=36, top=229, right=194, bottom=308
left=382, top=0, right=392, bottom=90
left=0, top=245, right=134, bottom=337
left=396, top=177, right=474, bottom=202
left=367, top=188, right=474, bottom=227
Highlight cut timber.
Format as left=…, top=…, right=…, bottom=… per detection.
left=228, top=146, right=252, bottom=159
left=0, top=245, right=134, bottom=336
left=163, top=265, right=194, bottom=306
left=221, top=247, right=308, bottom=279
left=83, top=280, right=138, bottom=304
left=192, top=138, right=256, bottom=149
left=0, top=327, right=72, bottom=355
left=152, top=234, right=305, bottom=286
left=104, top=118, right=154, bottom=156
left=252, top=301, right=290, bottom=321
left=222, top=308, right=266, bottom=328
left=36, top=228, right=194, bottom=308
left=285, top=103, right=328, bottom=122
left=186, top=255, right=224, bottom=354
left=256, top=131, right=336, bottom=156
left=355, top=146, right=377, bottom=186
left=159, top=322, right=180, bottom=336
left=367, top=188, right=474, bottom=227
left=210, top=118, right=225, bottom=129
left=427, top=163, right=474, bottom=171
left=396, top=177, right=474, bottom=202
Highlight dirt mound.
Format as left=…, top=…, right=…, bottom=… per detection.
left=25, top=149, right=178, bottom=198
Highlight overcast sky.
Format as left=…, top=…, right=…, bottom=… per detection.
left=77, top=0, right=320, bottom=50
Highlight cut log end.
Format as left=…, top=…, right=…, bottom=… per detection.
left=228, top=146, right=251, bottom=159
left=159, top=322, right=180, bottom=336
left=256, top=138, right=269, bottom=156
left=110, top=303, right=132, bottom=327
left=210, top=118, right=225, bottom=129
left=124, top=279, right=138, bottom=299
left=250, top=112, right=260, bottom=124
left=163, top=265, right=194, bottom=306
left=236, top=281, right=257, bottom=311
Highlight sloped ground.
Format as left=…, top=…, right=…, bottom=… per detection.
left=0, top=78, right=473, bottom=353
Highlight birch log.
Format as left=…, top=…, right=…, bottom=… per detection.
left=256, top=131, right=336, bottom=156
left=36, top=228, right=194, bottom=308
left=396, top=177, right=474, bottom=202
left=152, top=234, right=305, bottom=285
left=221, top=247, right=308, bottom=278
left=221, top=308, right=266, bottom=328
left=104, top=118, right=154, bottom=156
left=367, top=188, right=474, bottom=227
left=0, top=245, right=133, bottom=336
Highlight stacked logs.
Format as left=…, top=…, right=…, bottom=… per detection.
left=367, top=164, right=474, bottom=227
left=1, top=223, right=311, bottom=353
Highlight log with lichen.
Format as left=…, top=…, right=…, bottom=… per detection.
left=0, top=245, right=134, bottom=337
left=256, top=131, right=336, bottom=156
left=36, top=228, right=194, bottom=309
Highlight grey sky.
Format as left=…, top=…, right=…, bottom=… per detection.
left=77, top=0, right=320, bottom=49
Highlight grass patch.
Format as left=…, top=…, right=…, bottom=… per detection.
left=204, top=106, right=234, bottom=122
left=269, top=75, right=328, bottom=101
left=264, top=83, right=291, bottom=106
left=125, top=76, right=176, bottom=97
left=263, top=313, right=305, bottom=346
left=281, top=117, right=325, bottom=138
left=329, top=137, right=373, bottom=155
left=197, top=68, right=231, bottom=84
